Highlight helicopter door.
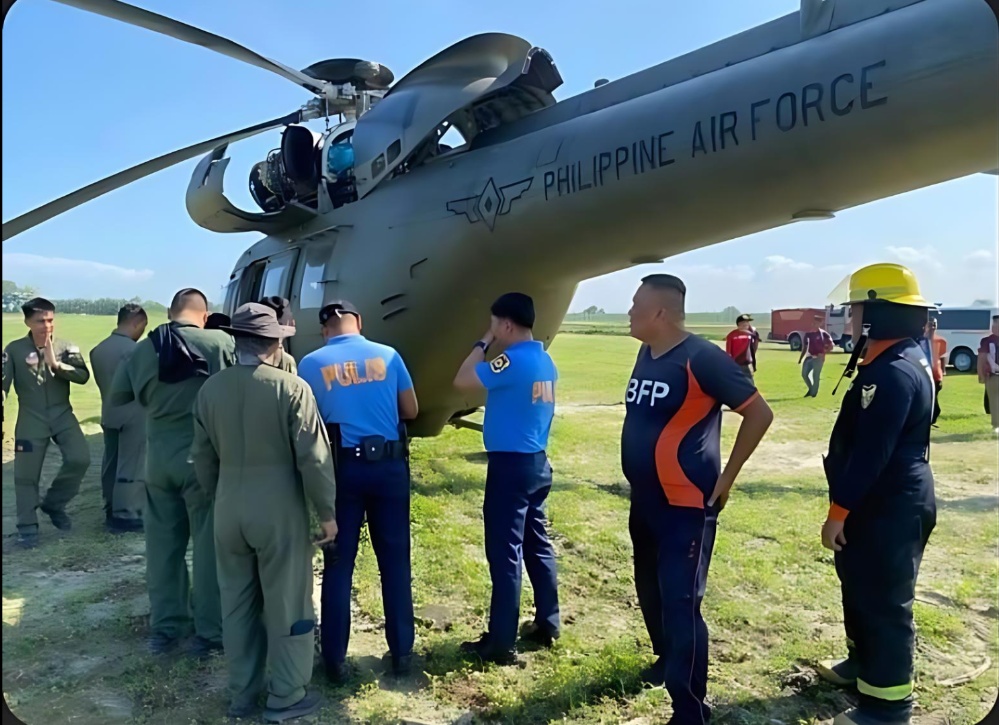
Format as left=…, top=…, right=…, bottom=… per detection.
left=287, top=241, right=335, bottom=358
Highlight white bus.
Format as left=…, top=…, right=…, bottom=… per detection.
left=928, top=306, right=998, bottom=372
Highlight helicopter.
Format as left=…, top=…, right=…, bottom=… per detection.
left=2, top=0, right=997, bottom=437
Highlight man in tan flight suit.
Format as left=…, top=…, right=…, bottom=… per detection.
left=191, top=303, right=336, bottom=722
left=90, top=302, right=148, bottom=533
left=110, top=288, right=235, bottom=657
left=259, top=296, right=298, bottom=374
left=2, top=297, right=91, bottom=549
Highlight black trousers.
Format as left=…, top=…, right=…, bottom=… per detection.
left=835, top=505, right=935, bottom=720
left=630, top=500, right=717, bottom=724
left=321, top=457, right=413, bottom=666
left=932, top=380, right=941, bottom=425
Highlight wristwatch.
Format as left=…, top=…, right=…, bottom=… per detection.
left=474, top=340, right=489, bottom=352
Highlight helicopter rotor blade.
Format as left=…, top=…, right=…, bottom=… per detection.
left=2, top=111, right=302, bottom=242
left=51, top=0, right=331, bottom=96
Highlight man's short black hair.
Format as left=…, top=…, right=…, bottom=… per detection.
left=491, top=292, right=535, bottom=329
left=21, top=297, right=55, bottom=318
left=993, top=314, right=999, bottom=321
left=117, top=302, right=147, bottom=326
left=169, top=287, right=208, bottom=315
left=641, top=274, right=687, bottom=297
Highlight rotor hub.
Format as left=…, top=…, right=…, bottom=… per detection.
left=300, top=58, right=395, bottom=91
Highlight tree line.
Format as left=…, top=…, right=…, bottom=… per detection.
left=3, top=281, right=218, bottom=315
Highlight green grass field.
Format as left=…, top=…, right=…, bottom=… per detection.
left=3, top=314, right=997, bottom=724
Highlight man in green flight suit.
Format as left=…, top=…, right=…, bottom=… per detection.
left=2, top=297, right=91, bottom=549
left=90, top=302, right=148, bottom=533
left=110, top=288, right=235, bottom=656
left=191, top=303, right=337, bottom=722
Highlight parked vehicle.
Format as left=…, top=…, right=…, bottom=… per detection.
left=768, top=305, right=854, bottom=352
left=929, top=305, right=999, bottom=372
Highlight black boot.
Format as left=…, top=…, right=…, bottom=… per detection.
left=640, top=656, right=667, bottom=686
left=39, top=504, right=71, bottom=531
left=460, top=633, right=519, bottom=666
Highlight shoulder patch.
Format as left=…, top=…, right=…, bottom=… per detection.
left=861, top=384, right=877, bottom=409
left=490, top=354, right=511, bottom=374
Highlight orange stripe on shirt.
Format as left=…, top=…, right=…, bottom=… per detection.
left=653, top=361, right=715, bottom=509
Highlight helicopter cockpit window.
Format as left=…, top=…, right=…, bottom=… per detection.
left=223, top=273, right=242, bottom=316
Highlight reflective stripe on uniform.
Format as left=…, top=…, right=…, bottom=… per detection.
left=857, top=678, right=913, bottom=701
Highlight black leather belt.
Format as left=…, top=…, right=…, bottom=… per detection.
left=340, top=439, right=407, bottom=461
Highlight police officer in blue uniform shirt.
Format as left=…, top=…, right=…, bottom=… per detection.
left=453, top=292, right=560, bottom=664
left=297, top=301, right=419, bottom=682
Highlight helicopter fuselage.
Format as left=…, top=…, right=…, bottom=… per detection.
left=222, top=0, right=998, bottom=437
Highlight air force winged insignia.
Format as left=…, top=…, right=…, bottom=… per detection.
left=490, top=354, right=511, bottom=374
left=861, top=384, right=877, bottom=409
left=447, top=177, right=533, bottom=231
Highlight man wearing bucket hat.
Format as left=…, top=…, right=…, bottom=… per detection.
left=259, top=296, right=299, bottom=374
left=817, top=263, right=936, bottom=725
left=191, top=303, right=337, bottom=722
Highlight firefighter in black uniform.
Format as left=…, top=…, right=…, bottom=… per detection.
left=818, top=263, right=937, bottom=725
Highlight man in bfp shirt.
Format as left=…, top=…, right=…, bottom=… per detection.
left=622, top=275, right=773, bottom=724
left=298, top=300, right=419, bottom=682
left=453, top=292, right=560, bottom=665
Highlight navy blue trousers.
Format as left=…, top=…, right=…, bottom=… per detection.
left=484, top=451, right=561, bottom=652
left=630, top=499, right=717, bottom=724
left=321, top=456, right=414, bottom=666
left=835, top=505, right=935, bottom=721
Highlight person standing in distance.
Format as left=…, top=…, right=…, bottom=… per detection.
left=724, top=314, right=757, bottom=382
left=818, top=263, right=937, bottom=725
left=298, top=301, right=419, bottom=682
left=622, top=274, right=773, bottom=724
left=978, top=315, right=999, bottom=434
left=191, top=303, right=336, bottom=722
left=916, top=316, right=946, bottom=426
left=90, top=303, right=148, bottom=533
left=453, top=292, right=561, bottom=664
left=799, top=314, right=835, bottom=397
left=110, top=288, right=235, bottom=657
left=259, top=296, right=298, bottom=374
left=2, top=297, right=91, bottom=549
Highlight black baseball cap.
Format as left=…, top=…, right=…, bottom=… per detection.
left=319, top=300, right=360, bottom=325
left=491, top=292, right=535, bottom=329
left=259, top=296, right=294, bottom=326
left=736, top=314, right=753, bottom=323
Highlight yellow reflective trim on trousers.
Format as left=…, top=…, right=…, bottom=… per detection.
left=857, top=678, right=913, bottom=701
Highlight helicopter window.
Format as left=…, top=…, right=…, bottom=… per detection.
left=258, top=250, right=298, bottom=300
left=371, top=153, right=386, bottom=179
left=299, top=255, right=327, bottom=310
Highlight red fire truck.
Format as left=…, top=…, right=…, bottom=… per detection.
left=768, top=305, right=855, bottom=352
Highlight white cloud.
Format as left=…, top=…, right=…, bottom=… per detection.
left=3, top=253, right=154, bottom=282
left=3, top=253, right=154, bottom=299
left=963, top=249, right=995, bottom=266
left=764, top=255, right=813, bottom=273
left=887, top=245, right=943, bottom=270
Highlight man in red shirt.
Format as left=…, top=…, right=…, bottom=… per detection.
left=979, top=314, right=999, bottom=433
left=798, top=315, right=834, bottom=397
left=725, top=314, right=757, bottom=381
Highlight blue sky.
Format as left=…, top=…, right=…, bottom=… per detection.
left=3, top=0, right=996, bottom=313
